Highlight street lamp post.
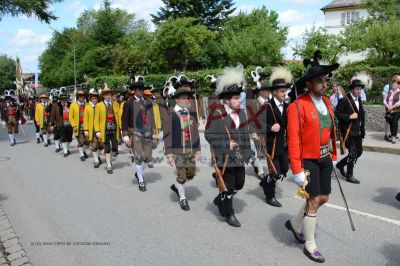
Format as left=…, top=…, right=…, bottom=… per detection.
left=49, top=26, right=77, bottom=96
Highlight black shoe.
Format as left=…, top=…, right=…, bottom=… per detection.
left=336, top=164, right=346, bottom=177
left=44, top=143, right=49, bottom=147
left=47, top=139, right=51, bottom=145
left=94, top=162, right=100, bottom=168
left=138, top=181, right=146, bottom=192
left=226, top=214, right=241, bottom=227
left=384, top=135, right=390, bottom=141
left=213, top=196, right=226, bottom=217
left=67, top=150, right=71, bottom=155
left=80, top=156, right=86, bottom=161
left=266, top=197, right=282, bottom=207
left=396, top=193, right=400, bottom=202
left=13, top=139, right=16, bottom=145
left=346, top=175, right=360, bottom=184
left=170, top=184, right=179, bottom=198
left=36, top=138, right=41, bottom=144
left=257, top=172, right=266, bottom=180
left=83, top=151, right=88, bottom=158
left=55, top=148, right=61, bottom=153
left=303, top=247, right=325, bottom=263
left=179, top=199, right=190, bottom=211
left=10, top=142, right=15, bottom=147
left=284, top=220, right=305, bottom=244
left=107, top=167, right=113, bottom=174
left=63, top=153, right=68, bottom=157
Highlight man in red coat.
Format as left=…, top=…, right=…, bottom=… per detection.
left=284, top=59, right=339, bottom=263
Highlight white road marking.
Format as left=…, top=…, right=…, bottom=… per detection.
left=293, top=195, right=400, bottom=226
left=324, top=203, right=400, bottom=226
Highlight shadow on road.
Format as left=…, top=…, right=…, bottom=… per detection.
left=269, top=213, right=300, bottom=248
left=143, top=172, right=162, bottom=184
left=15, top=140, right=31, bottom=145
left=380, top=242, right=400, bottom=266
left=373, top=187, right=400, bottom=208
left=112, top=161, right=131, bottom=170
left=0, top=194, right=9, bottom=201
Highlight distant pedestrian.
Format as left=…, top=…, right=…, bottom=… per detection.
left=384, top=78, right=400, bottom=144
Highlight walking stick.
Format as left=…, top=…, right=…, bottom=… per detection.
left=332, top=163, right=356, bottom=231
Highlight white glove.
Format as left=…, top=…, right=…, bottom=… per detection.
left=332, top=160, right=338, bottom=166
left=96, top=132, right=101, bottom=139
left=293, top=171, right=307, bottom=186
left=18, top=120, right=22, bottom=125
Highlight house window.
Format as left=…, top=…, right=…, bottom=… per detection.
left=341, top=11, right=360, bottom=26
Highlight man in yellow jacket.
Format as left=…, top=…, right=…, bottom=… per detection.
left=84, top=89, right=103, bottom=168
left=94, top=86, right=121, bottom=174
left=35, top=94, right=51, bottom=147
left=69, top=91, right=89, bottom=161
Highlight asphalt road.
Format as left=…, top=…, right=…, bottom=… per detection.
left=0, top=124, right=399, bottom=266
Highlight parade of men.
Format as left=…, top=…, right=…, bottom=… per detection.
left=69, top=90, right=89, bottom=161
left=259, top=66, right=292, bottom=207
left=163, top=83, right=201, bottom=210
left=285, top=59, right=339, bottom=263
left=205, top=65, right=252, bottom=227
left=1, top=92, right=20, bottom=146
left=2, top=1, right=400, bottom=265
left=94, top=85, right=121, bottom=174
left=122, top=80, right=155, bottom=191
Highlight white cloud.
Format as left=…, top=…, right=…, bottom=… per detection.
left=278, top=9, right=325, bottom=58
left=283, top=0, right=321, bottom=4
left=65, top=1, right=88, bottom=18
left=110, top=0, right=163, bottom=21
left=8, top=29, right=51, bottom=48
left=2, top=29, right=51, bottom=72
left=234, top=4, right=257, bottom=14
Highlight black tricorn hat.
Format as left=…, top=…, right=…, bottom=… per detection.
left=170, top=86, right=195, bottom=99
left=218, top=84, right=243, bottom=99
left=349, top=79, right=365, bottom=89
left=258, top=72, right=268, bottom=81
left=129, top=81, right=148, bottom=90
left=294, top=51, right=340, bottom=92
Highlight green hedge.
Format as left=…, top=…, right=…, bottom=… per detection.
left=86, top=63, right=306, bottom=96
left=335, top=62, right=400, bottom=104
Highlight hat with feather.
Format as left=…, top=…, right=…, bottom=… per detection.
left=215, top=64, right=246, bottom=99
left=350, top=72, right=372, bottom=91
left=264, top=66, right=293, bottom=90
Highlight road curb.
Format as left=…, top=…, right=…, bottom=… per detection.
left=0, top=205, right=31, bottom=266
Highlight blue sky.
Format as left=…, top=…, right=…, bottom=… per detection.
left=0, top=0, right=331, bottom=73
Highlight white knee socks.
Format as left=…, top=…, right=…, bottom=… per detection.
left=105, top=153, right=112, bottom=168
left=78, top=147, right=84, bottom=157
left=175, top=182, right=186, bottom=200
left=135, top=164, right=144, bottom=182
left=8, top=134, right=14, bottom=143
left=55, top=140, right=60, bottom=149
left=93, top=151, right=99, bottom=163
left=303, top=213, right=317, bottom=252
left=291, top=203, right=306, bottom=233
left=62, top=142, right=68, bottom=154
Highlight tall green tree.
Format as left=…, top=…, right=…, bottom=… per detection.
left=151, top=0, right=236, bottom=30
left=293, top=26, right=343, bottom=62
left=0, top=55, right=16, bottom=94
left=0, top=0, right=63, bottom=23
left=220, top=7, right=287, bottom=66
left=152, top=17, right=216, bottom=72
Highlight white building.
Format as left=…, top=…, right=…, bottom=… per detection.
left=321, top=0, right=369, bottom=64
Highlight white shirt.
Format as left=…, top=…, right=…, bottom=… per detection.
left=90, top=101, right=96, bottom=108
left=310, top=95, right=328, bottom=115
left=174, top=104, right=188, bottom=115
left=135, top=96, right=144, bottom=102
left=258, top=95, right=269, bottom=105
left=104, top=100, right=112, bottom=107
left=350, top=93, right=359, bottom=111
left=224, top=104, right=239, bottom=129
left=273, top=97, right=284, bottom=114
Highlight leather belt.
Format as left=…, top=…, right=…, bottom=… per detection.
left=320, top=144, right=329, bottom=158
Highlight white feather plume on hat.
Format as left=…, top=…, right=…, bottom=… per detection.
left=215, top=64, right=246, bottom=95
left=354, top=71, right=373, bottom=91
left=269, top=66, right=293, bottom=85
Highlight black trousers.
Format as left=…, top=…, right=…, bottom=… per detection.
left=338, top=136, right=363, bottom=176
left=104, top=130, right=118, bottom=154
left=53, top=127, right=61, bottom=141
left=304, top=156, right=333, bottom=196
left=261, top=151, right=289, bottom=198
left=390, top=112, right=400, bottom=137
left=60, top=126, right=73, bottom=143
left=33, top=120, right=40, bottom=134
left=221, top=166, right=245, bottom=192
